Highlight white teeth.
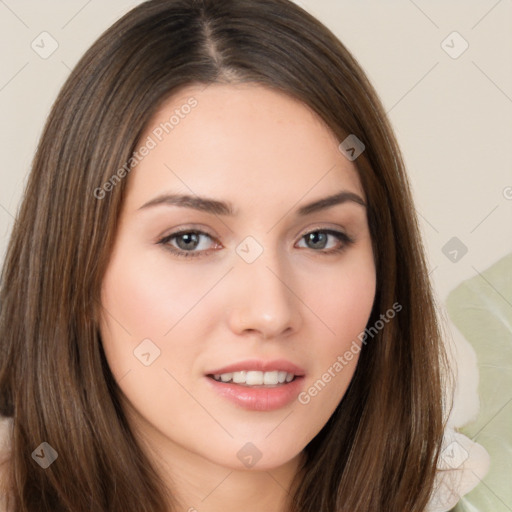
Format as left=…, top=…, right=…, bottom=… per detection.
left=263, top=371, right=279, bottom=385
left=246, top=371, right=263, bottom=385
left=232, top=371, right=247, bottom=383
left=211, top=370, right=296, bottom=386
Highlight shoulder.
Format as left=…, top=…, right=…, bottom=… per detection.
left=0, top=415, right=13, bottom=511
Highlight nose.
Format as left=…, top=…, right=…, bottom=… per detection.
left=226, top=248, right=302, bottom=340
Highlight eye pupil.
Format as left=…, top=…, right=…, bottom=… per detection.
left=306, top=232, right=327, bottom=249
left=176, top=232, right=200, bottom=250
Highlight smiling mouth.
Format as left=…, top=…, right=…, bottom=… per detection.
left=208, top=370, right=297, bottom=387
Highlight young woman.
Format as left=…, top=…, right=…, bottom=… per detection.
left=0, top=0, right=482, bottom=510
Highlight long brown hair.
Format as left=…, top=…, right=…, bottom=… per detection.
left=0, top=0, right=448, bottom=510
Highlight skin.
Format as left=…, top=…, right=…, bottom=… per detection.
left=99, top=82, right=376, bottom=512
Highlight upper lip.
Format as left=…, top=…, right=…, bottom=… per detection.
left=207, top=359, right=306, bottom=376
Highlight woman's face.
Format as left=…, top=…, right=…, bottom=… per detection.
left=99, top=83, right=376, bottom=472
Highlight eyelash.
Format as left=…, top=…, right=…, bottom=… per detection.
left=157, top=228, right=355, bottom=259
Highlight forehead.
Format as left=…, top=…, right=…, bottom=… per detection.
left=123, top=83, right=364, bottom=211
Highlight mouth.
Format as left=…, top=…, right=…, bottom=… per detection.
left=207, top=370, right=298, bottom=387
left=204, top=360, right=306, bottom=411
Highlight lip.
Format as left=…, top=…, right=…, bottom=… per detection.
left=206, top=359, right=306, bottom=376
left=205, top=359, right=306, bottom=412
left=205, top=375, right=305, bottom=412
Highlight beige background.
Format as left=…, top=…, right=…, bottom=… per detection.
left=0, top=0, right=511, bottom=508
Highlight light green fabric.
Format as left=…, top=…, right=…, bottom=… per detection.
left=447, top=253, right=512, bottom=512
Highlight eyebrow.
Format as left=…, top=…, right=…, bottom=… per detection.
left=137, top=190, right=366, bottom=216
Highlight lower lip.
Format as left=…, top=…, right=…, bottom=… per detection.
left=205, top=376, right=305, bottom=411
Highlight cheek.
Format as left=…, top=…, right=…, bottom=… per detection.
left=296, top=251, right=376, bottom=417
left=100, top=247, right=221, bottom=339
left=98, top=243, right=234, bottom=389
left=97, top=251, right=216, bottom=427
left=98, top=249, right=204, bottom=379
left=322, top=273, right=375, bottom=334
left=307, top=251, right=376, bottom=348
